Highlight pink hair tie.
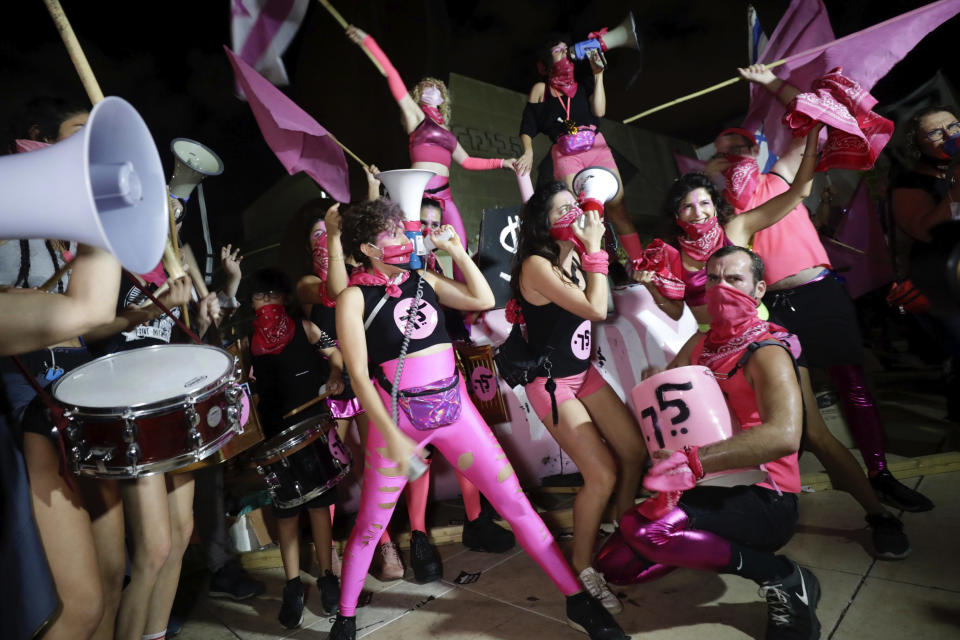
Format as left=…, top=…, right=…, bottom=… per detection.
left=580, top=250, right=608, bottom=274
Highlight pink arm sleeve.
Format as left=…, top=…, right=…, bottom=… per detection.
left=460, top=157, right=504, bottom=171
left=362, top=35, right=408, bottom=102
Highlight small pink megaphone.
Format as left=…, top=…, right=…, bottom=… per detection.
left=630, top=365, right=767, bottom=487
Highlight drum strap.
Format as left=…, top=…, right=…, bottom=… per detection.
left=9, top=355, right=75, bottom=490
left=724, top=340, right=807, bottom=437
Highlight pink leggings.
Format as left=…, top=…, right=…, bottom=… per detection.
left=338, top=348, right=580, bottom=615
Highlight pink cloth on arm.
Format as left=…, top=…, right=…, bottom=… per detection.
left=460, top=157, right=503, bottom=171
left=363, top=35, right=408, bottom=102
left=738, top=173, right=830, bottom=286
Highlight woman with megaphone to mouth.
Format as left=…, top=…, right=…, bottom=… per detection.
left=326, top=197, right=626, bottom=640
left=346, top=24, right=519, bottom=281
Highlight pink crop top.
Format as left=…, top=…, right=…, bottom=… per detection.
left=736, top=173, right=831, bottom=285
left=409, top=115, right=458, bottom=167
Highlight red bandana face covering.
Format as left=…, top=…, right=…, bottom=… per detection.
left=721, top=155, right=760, bottom=211
left=698, top=284, right=768, bottom=370
left=549, top=207, right=587, bottom=253
left=374, top=241, right=415, bottom=266
left=676, top=215, right=724, bottom=262
left=421, top=104, right=445, bottom=125
left=251, top=304, right=295, bottom=356
left=549, top=57, right=578, bottom=98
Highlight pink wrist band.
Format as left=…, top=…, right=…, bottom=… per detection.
left=580, top=251, right=608, bottom=274
left=363, top=35, right=407, bottom=102
left=461, top=157, right=503, bottom=171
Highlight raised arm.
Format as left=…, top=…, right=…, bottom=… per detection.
left=346, top=25, right=423, bottom=133
left=740, top=64, right=805, bottom=182
left=0, top=244, right=120, bottom=355
left=587, top=51, right=606, bottom=118
left=423, top=225, right=495, bottom=311
left=724, top=124, right=822, bottom=246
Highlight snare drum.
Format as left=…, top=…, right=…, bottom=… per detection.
left=252, top=413, right=352, bottom=510
left=630, top=365, right=767, bottom=487
left=51, top=344, right=242, bottom=478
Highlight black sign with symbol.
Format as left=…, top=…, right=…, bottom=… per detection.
left=476, top=206, right=522, bottom=309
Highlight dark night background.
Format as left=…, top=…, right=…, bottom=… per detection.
left=2, top=0, right=957, bottom=260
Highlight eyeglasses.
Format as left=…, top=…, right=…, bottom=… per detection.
left=924, top=121, right=960, bottom=143
left=251, top=291, right=280, bottom=301
left=550, top=44, right=568, bottom=55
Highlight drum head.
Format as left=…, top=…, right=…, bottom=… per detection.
left=52, top=344, right=233, bottom=409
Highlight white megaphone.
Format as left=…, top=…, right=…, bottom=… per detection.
left=0, top=96, right=167, bottom=274
left=573, top=166, right=621, bottom=219
left=376, top=168, right=436, bottom=270
left=168, top=138, right=224, bottom=201
left=570, top=12, right=642, bottom=69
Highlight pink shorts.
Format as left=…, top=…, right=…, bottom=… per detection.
left=551, top=132, right=618, bottom=180
left=525, top=363, right=607, bottom=422
left=326, top=396, right=364, bottom=419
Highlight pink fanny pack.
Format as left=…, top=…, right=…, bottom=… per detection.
left=558, top=126, right=596, bottom=155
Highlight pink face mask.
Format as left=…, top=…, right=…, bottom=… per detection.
left=549, top=57, right=578, bottom=97
left=370, top=241, right=414, bottom=266
left=705, top=282, right=761, bottom=337
left=15, top=139, right=50, bottom=153
left=549, top=206, right=586, bottom=253
left=420, top=87, right=444, bottom=106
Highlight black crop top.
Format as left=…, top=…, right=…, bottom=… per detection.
left=519, top=296, right=594, bottom=378
left=520, top=74, right=597, bottom=144
left=250, top=320, right=330, bottom=435
left=359, top=274, right=450, bottom=367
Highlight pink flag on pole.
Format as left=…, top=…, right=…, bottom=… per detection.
left=823, top=179, right=894, bottom=298
left=230, top=0, right=309, bottom=86
left=225, top=46, right=350, bottom=202
left=672, top=151, right=706, bottom=176
left=743, top=0, right=960, bottom=157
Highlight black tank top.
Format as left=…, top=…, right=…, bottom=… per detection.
left=359, top=274, right=450, bottom=367
left=250, top=320, right=329, bottom=435
left=519, top=298, right=593, bottom=378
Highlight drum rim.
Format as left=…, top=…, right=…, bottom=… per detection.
left=254, top=412, right=332, bottom=463
left=72, top=422, right=237, bottom=478
left=52, top=344, right=236, bottom=417
left=268, top=464, right=352, bottom=509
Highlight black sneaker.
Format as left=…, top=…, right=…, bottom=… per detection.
left=278, top=577, right=305, bottom=629
left=565, top=591, right=628, bottom=639
left=329, top=614, right=356, bottom=640
left=208, top=561, right=267, bottom=600
left=409, top=530, right=442, bottom=583
left=869, top=470, right=934, bottom=512
left=866, top=512, right=911, bottom=560
left=758, top=562, right=821, bottom=640
left=317, top=570, right=340, bottom=615
left=462, top=511, right=516, bottom=553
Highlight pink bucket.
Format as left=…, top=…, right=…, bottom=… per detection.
left=630, top=365, right=767, bottom=487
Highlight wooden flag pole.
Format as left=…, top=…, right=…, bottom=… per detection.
left=43, top=0, right=104, bottom=105
left=317, top=0, right=387, bottom=76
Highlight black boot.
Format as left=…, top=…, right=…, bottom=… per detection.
left=317, top=570, right=341, bottom=616
left=565, top=591, right=627, bottom=639
left=870, top=470, right=934, bottom=512
left=278, top=577, right=304, bottom=629
left=462, top=510, right=516, bottom=553
left=409, top=530, right=442, bottom=583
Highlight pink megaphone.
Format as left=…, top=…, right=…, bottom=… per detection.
left=631, top=365, right=767, bottom=487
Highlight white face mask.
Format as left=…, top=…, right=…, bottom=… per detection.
left=420, top=86, right=444, bottom=106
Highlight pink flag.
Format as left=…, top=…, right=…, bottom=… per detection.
left=225, top=46, right=350, bottom=203
left=822, top=179, right=894, bottom=298
left=672, top=151, right=705, bottom=176
left=743, top=0, right=960, bottom=157
left=230, top=0, right=309, bottom=86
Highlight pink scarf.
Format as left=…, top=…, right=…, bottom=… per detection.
left=548, top=57, right=578, bottom=98
left=721, top=155, right=761, bottom=211
left=676, top=216, right=725, bottom=263
left=631, top=239, right=685, bottom=300
left=348, top=268, right=409, bottom=298
left=421, top=104, right=445, bottom=126
left=251, top=304, right=295, bottom=356
left=783, top=67, right=893, bottom=171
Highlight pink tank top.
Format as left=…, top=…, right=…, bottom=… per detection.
left=690, top=335, right=802, bottom=494
left=409, top=116, right=457, bottom=167
left=737, top=173, right=831, bottom=285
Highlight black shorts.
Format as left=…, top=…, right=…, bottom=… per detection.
left=763, top=272, right=864, bottom=367
left=271, top=488, right=337, bottom=519
left=679, top=484, right=799, bottom=553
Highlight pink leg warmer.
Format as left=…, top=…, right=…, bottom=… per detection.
left=619, top=506, right=731, bottom=572
left=829, top=364, right=887, bottom=474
